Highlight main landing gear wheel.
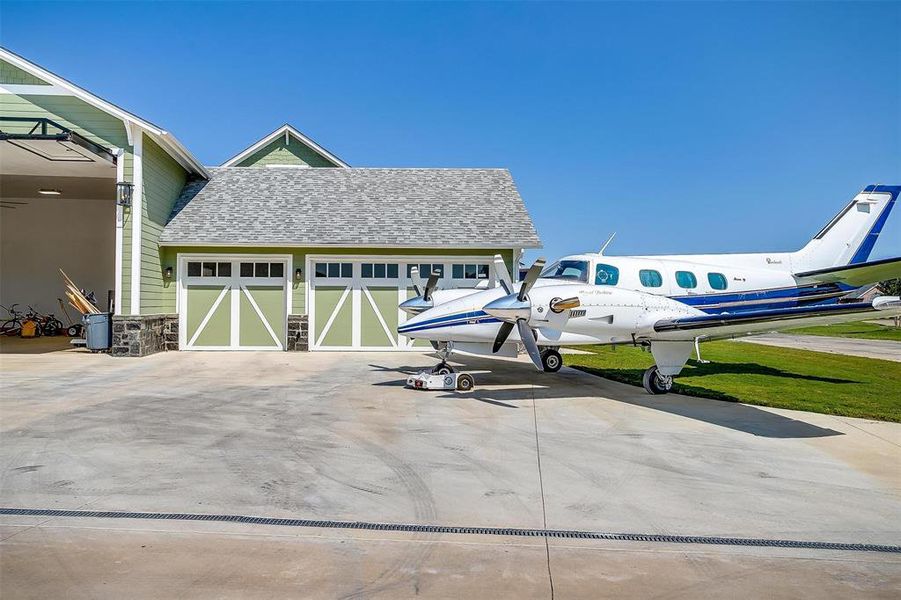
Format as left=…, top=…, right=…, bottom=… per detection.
left=456, top=373, right=475, bottom=391
left=642, top=365, right=672, bottom=395
left=541, top=349, right=562, bottom=373
left=432, top=363, right=455, bottom=375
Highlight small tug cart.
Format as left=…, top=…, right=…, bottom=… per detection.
left=406, top=370, right=475, bottom=392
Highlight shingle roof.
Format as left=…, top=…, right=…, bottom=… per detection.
left=160, top=167, right=541, bottom=248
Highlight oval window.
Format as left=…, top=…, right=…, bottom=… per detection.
left=708, top=272, right=728, bottom=290
left=639, top=269, right=663, bottom=288
left=675, top=271, right=697, bottom=289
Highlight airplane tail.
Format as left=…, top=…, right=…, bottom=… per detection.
left=792, top=185, right=899, bottom=272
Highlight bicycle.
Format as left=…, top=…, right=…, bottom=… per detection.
left=0, top=304, right=23, bottom=337
left=26, top=305, right=64, bottom=337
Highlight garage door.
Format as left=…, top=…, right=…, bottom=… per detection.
left=309, top=258, right=493, bottom=351
left=180, top=258, right=288, bottom=350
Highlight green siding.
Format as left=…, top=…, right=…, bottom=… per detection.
left=0, top=60, right=50, bottom=85
left=0, top=92, right=134, bottom=311
left=234, top=136, right=340, bottom=168
left=140, top=134, right=188, bottom=314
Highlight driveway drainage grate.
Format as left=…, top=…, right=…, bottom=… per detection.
left=2, top=507, right=898, bottom=554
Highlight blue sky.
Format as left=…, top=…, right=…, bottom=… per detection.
left=3, top=1, right=899, bottom=263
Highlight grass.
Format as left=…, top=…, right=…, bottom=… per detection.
left=785, top=321, right=901, bottom=341
left=564, top=341, right=901, bottom=422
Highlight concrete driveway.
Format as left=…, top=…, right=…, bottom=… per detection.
left=1, top=350, right=899, bottom=598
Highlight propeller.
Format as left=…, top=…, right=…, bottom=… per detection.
left=484, top=257, right=547, bottom=370
left=493, top=254, right=513, bottom=295
left=409, top=265, right=422, bottom=297
left=423, top=271, right=440, bottom=302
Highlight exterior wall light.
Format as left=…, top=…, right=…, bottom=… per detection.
left=116, top=181, right=134, bottom=207
left=295, top=268, right=303, bottom=281
left=164, top=266, right=173, bottom=280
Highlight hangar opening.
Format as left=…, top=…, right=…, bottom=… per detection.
left=0, top=117, right=117, bottom=342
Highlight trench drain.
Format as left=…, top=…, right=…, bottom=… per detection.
left=2, top=507, right=898, bottom=554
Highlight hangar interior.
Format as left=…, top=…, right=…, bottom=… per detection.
left=0, top=118, right=117, bottom=319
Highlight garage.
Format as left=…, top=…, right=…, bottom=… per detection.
left=308, top=257, right=495, bottom=350
left=2, top=49, right=540, bottom=357
left=0, top=117, right=118, bottom=327
left=178, top=255, right=290, bottom=350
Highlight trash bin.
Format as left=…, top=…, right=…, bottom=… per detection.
left=83, top=313, right=112, bottom=351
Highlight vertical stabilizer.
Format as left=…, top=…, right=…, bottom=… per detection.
left=792, top=185, right=899, bottom=272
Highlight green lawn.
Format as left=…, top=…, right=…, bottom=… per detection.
left=564, top=342, right=901, bottom=422
left=785, top=321, right=901, bottom=341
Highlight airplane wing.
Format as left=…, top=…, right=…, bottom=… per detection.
left=793, top=257, right=901, bottom=287
left=653, top=297, right=901, bottom=339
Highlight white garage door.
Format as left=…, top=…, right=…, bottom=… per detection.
left=308, top=257, right=495, bottom=351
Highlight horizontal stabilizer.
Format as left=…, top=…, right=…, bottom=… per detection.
left=654, top=297, right=901, bottom=338
left=794, top=256, right=901, bottom=287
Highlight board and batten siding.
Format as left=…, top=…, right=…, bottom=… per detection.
left=0, top=59, right=50, bottom=85
left=234, top=136, right=340, bottom=168
left=158, top=247, right=515, bottom=315
left=0, top=86, right=135, bottom=311
left=139, top=134, right=188, bottom=314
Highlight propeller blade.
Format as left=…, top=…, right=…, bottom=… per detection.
left=517, top=257, right=546, bottom=302
left=409, top=266, right=422, bottom=297
left=423, top=271, right=440, bottom=302
left=517, top=319, right=543, bottom=371
left=550, top=296, right=581, bottom=313
left=492, top=321, right=514, bottom=353
left=493, top=254, right=513, bottom=295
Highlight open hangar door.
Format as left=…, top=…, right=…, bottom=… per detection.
left=0, top=118, right=117, bottom=332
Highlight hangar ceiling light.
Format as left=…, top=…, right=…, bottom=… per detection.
left=38, top=188, right=62, bottom=195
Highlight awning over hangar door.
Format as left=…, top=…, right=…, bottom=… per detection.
left=180, top=258, right=287, bottom=350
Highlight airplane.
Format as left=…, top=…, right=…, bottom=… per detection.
left=397, top=185, right=901, bottom=394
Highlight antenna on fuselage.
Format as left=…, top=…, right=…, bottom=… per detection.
left=599, top=232, right=616, bottom=255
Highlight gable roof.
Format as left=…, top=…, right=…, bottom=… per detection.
left=0, top=47, right=209, bottom=178
left=221, top=124, right=349, bottom=168
left=160, top=167, right=541, bottom=249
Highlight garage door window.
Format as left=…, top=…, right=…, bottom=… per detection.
left=240, top=262, right=285, bottom=278
left=452, top=263, right=489, bottom=280
left=408, top=264, right=444, bottom=278
left=362, top=263, right=399, bottom=278
left=187, top=261, right=231, bottom=278
left=315, top=262, right=353, bottom=278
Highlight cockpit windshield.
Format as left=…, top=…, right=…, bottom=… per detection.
left=540, top=260, right=589, bottom=282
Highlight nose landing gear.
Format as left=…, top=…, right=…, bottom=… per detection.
left=540, top=348, right=563, bottom=373
left=642, top=365, right=673, bottom=395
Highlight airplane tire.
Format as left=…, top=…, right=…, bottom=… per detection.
left=456, top=373, right=475, bottom=391
left=642, top=366, right=672, bottom=395
left=432, top=364, right=455, bottom=375
left=541, top=349, right=562, bottom=373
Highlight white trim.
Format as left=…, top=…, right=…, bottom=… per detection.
left=0, top=48, right=208, bottom=178
left=129, top=130, right=143, bottom=315
left=113, top=148, right=125, bottom=315
left=220, top=124, right=349, bottom=168
left=0, top=83, right=70, bottom=95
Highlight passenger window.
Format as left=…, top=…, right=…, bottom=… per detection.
left=707, top=272, right=727, bottom=290
left=675, top=271, right=697, bottom=289
left=594, top=264, right=619, bottom=286
left=639, top=269, right=662, bottom=288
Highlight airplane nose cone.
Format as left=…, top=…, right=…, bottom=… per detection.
left=483, top=295, right=530, bottom=323
left=399, top=296, right=433, bottom=315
